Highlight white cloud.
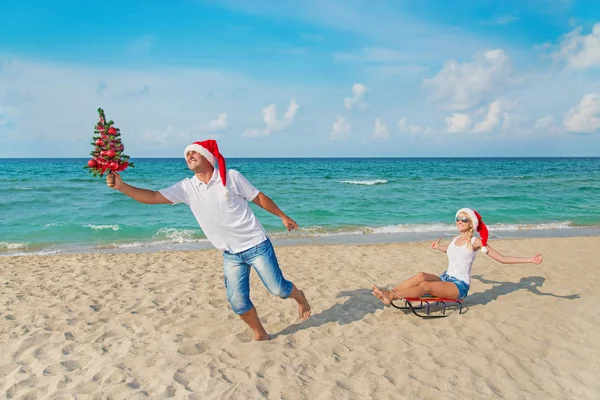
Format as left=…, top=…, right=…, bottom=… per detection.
left=445, top=113, right=471, bottom=133
left=473, top=99, right=504, bottom=133
left=0, top=57, right=312, bottom=156
left=141, top=126, right=202, bottom=147
left=242, top=98, right=299, bottom=137
left=552, top=23, right=600, bottom=69
left=423, top=49, right=512, bottom=111
left=534, top=115, right=555, bottom=130
left=442, top=98, right=515, bottom=134
left=398, top=118, right=432, bottom=135
left=409, top=126, right=433, bottom=135
left=331, top=116, right=350, bottom=140
left=397, top=118, right=407, bottom=133
left=564, top=93, right=600, bottom=133
left=372, top=118, right=389, bottom=139
left=344, top=83, right=368, bottom=110
left=196, top=113, right=229, bottom=132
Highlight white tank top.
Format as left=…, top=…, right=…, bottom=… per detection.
left=445, top=236, right=477, bottom=285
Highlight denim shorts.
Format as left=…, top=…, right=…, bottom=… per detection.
left=222, top=238, right=293, bottom=315
left=440, top=271, right=470, bottom=300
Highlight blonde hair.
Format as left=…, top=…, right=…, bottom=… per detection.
left=458, top=212, right=475, bottom=251
left=466, top=225, right=474, bottom=251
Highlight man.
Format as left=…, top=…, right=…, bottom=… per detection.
left=106, top=139, right=311, bottom=341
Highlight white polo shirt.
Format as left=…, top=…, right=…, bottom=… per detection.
left=159, top=169, right=267, bottom=253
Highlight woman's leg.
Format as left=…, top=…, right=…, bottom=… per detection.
left=396, top=281, right=459, bottom=300
left=372, top=272, right=440, bottom=305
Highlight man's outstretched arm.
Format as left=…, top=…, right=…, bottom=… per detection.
left=252, top=192, right=298, bottom=230
left=107, top=172, right=172, bottom=204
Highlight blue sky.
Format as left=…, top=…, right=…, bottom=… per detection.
left=1, top=0, right=600, bottom=157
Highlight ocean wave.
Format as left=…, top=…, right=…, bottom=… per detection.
left=154, top=228, right=203, bottom=242
left=577, top=186, right=600, bottom=192
left=85, top=224, right=120, bottom=231
left=272, top=221, right=580, bottom=238
left=0, top=242, right=30, bottom=251
left=486, top=222, right=574, bottom=231
left=97, top=237, right=211, bottom=250
left=340, top=179, right=388, bottom=186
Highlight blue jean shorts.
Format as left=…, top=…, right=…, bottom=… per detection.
left=222, top=238, right=293, bottom=315
left=440, top=271, right=470, bottom=300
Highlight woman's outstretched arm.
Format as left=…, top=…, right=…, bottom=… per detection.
left=479, top=241, right=543, bottom=264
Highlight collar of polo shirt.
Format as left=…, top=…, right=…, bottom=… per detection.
left=193, top=169, right=220, bottom=186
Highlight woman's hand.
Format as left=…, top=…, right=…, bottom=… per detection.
left=531, top=253, right=543, bottom=264
left=430, top=238, right=441, bottom=250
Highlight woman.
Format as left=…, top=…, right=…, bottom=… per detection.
left=372, top=208, right=544, bottom=304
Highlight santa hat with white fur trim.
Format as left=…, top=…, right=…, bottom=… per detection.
left=184, top=140, right=228, bottom=192
left=456, top=208, right=489, bottom=254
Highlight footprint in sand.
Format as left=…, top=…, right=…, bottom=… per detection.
left=177, top=342, right=209, bottom=356
left=173, top=371, right=193, bottom=391
left=164, top=385, right=177, bottom=397
left=62, top=344, right=74, bottom=355
left=43, top=360, right=82, bottom=375
left=90, top=303, right=102, bottom=312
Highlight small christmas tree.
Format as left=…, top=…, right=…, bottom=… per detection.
left=84, top=108, right=134, bottom=177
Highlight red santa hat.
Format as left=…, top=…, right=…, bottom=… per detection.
left=456, top=208, right=489, bottom=254
left=184, top=140, right=228, bottom=191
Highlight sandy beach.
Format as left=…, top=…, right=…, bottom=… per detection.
left=1, top=236, right=599, bottom=399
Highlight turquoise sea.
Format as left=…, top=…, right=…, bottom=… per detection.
left=1, top=158, right=599, bottom=256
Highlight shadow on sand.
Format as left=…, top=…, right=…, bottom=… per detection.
left=273, top=276, right=580, bottom=337
left=467, top=275, right=580, bottom=307
left=272, top=288, right=383, bottom=338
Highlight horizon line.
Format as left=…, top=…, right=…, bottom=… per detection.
left=1, top=156, right=599, bottom=160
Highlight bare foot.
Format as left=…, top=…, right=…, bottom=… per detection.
left=296, top=290, right=312, bottom=320
left=371, top=286, right=396, bottom=306
left=254, top=333, right=271, bottom=341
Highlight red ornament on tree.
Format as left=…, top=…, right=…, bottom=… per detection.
left=84, top=108, right=135, bottom=177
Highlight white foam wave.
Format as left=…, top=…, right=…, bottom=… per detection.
left=85, top=224, right=120, bottom=231
left=100, top=237, right=211, bottom=250
left=154, top=228, right=202, bottom=243
left=340, top=179, right=388, bottom=186
left=0, top=242, right=29, bottom=251
left=487, top=222, right=574, bottom=231
left=274, top=221, right=578, bottom=238
left=370, top=223, right=454, bottom=234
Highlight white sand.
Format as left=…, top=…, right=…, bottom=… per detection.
left=1, top=236, right=599, bottom=399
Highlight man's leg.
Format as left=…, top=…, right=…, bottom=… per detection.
left=239, top=307, right=270, bottom=341
left=249, top=239, right=312, bottom=320
left=223, top=253, right=270, bottom=341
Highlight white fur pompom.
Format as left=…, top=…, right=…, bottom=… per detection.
left=481, top=246, right=488, bottom=254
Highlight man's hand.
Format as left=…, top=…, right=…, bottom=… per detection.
left=106, top=171, right=123, bottom=190
left=281, top=215, right=298, bottom=231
